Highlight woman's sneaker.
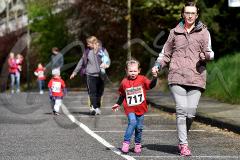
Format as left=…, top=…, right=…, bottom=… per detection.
left=89, top=105, right=96, bottom=115
left=95, top=108, right=101, bottom=115
left=121, top=141, right=130, bottom=153
left=180, top=144, right=191, bottom=156
left=134, top=143, right=142, bottom=153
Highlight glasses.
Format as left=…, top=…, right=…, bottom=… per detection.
left=184, top=12, right=197, bottom=16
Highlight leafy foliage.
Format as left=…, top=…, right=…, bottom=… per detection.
left=205, top=53, right=240, bottom=103
left=28, top=0, right=70, bottom=63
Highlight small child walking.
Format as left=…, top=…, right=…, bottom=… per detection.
left=34, top=63, right=46, bottom=94
left=48, top=69, right=66, bottom=115
left=112, top=58, right=158, bottom=153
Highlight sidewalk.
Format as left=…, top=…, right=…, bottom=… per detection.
left=147, top=88, right=240, bottom=134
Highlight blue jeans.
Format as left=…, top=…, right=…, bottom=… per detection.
left=38, top=80, right=45, bottom=91
left=16, top=72, right=20, bottom=90
left=124, top=112, right=144, bottom=144
left=10, top=72, right=20, bottom=91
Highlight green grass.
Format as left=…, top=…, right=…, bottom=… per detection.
left=204, top=53, right=240, bottom=104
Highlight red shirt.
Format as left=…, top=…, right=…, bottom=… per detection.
left=8, top=58, right=18, bottom=74
left=34, top=68, right=46, bottom=80
left=16, top=58, right=23, bottom=72
left=48, top=76, right=66, bottom=97
left=118, top=75, right=151, bottom=115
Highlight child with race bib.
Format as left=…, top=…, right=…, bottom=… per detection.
left=112, top=58, right=157, bottom=153
left=48, top=68, right=66, bottom=115
left=34, top=63, right=46, bottom=94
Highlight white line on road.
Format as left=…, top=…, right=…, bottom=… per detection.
left=93, top=129, right=205, bottom=133
left=61, top=104, right=136, bottom=160
left=74, top=114, right=162, bottom=118
left=132, top=155, right=240, bottom=159
left=68, top=106, right=113, bottom=109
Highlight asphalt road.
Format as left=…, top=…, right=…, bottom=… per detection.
left=0, top=90, right=240, bottom=160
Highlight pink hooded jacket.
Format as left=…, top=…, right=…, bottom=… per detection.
left=155, top=21, right=214, bottom=89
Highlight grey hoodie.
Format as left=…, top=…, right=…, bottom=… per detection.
left=51, top=52, right=64, bottom=70
left=73, top=49, right=110, bottom=77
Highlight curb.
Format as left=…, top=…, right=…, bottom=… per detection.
left=147, top=100, right=240, bottom=134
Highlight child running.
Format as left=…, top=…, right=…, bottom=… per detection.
left=34, top=63, right=46, bottom=94
left=48, top=68, right=66, bottom=115
left=112, top=58, right=158, bottom=153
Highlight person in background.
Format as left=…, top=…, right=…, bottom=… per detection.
left=8, top=52, right=18, bottom=94
left=51, top=47, right=64, bottom=73
left=112, top=58, right=157, bottom=154
left=15, top=53, right=24, bottom=93
left=48, top=68, right=66, bottom=115
left=34, top=63, right=46, bottom=94
left=70, top=36, right=110, bottom=115
left=152, top=1, right=214, bottom=156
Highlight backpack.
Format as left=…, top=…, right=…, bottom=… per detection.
left=79, top=48, right=89, bottom=76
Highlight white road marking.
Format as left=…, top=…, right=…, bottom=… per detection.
left=132, top=155, right=240, bottom=159
left=61, top=104, right=136, bottom=160
left=93, top=129, right=205, bottom=133
left=68, top=106, right=113, bottom=109
left=74, top=114, right=163, bottom=118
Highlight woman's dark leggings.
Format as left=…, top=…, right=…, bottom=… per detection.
left=86, top=75, right=104, bottom=109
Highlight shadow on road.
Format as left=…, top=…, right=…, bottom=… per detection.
left=143, top=144, right=179, bottom=155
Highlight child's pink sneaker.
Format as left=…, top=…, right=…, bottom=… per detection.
left=180, top=144, right=191, bottom=156
left=177, top=144, right=181, bottom=153
left=121, top=141, right=130, bottom=153
left=134, top=143, right=142, bottom=153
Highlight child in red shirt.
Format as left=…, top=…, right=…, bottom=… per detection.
left=48, top=68, right=66, bottom=115
left=112, top=58, right=158, bottom=153
left=34, top=63, right=46, bottom=94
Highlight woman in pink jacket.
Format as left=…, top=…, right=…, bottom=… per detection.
left=8, top=52, right=18, bottom=94
left=152, top=1, right=214, bottom=156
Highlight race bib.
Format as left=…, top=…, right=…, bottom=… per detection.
left=52, top=81, right=61, bottom=93
left=38, top=71, right=44, bottom=78
left=125, top=86, right=145, bottom=106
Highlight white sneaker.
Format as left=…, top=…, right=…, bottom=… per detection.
left=11, top=90, right=14, bottom=94
left=89, top=105, right=96, bottom=115
left=95, top=108, right=101, bottom=115
left=40, top=90, right=44, bottom=94
left=16, top=89, right=20, bottom=93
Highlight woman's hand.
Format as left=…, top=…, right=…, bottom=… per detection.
left=152, top=66, right=159, bottom=76
left=70, top=72, right=76, bottom=79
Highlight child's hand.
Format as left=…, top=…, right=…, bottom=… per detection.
left=18, top=65, right=22, bottom=71
left=100, top=63, right=109, bottom=69
left=112, top=104, right=120, bottom=112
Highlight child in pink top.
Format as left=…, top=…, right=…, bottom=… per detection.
left=34, top=63, right=46, bottom=94
left=8, top=52, right=18, bottom=93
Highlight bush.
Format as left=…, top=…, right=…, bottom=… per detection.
left=204, top=53, right=240, bottom=103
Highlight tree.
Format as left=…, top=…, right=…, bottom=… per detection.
left=28, top=0, right=70, bottom=62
